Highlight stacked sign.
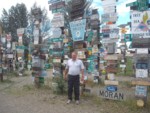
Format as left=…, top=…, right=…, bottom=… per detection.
left=101, top=0, right=119, bottom=79
left=48, top=0, right=70, bottom=78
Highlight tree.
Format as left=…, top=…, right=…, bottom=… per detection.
left=1, top=3, right=28, bottom=42
left=27, top=3, right=51, bottom=41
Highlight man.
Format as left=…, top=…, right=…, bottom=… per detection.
left=64, top=51, right=84, bottom=105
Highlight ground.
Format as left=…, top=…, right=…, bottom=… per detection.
left=0, top=70, right=150, bottom=113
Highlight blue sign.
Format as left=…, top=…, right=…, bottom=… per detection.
left=70, top=19, right=86, bottom=41
left=106, top=86, right=117, bottom=92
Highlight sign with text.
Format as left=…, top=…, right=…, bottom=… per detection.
left=135, top=85, right=147, bottom=97
left=124, top=34, right=132, bottom=42
left=137, top=0, right=149, bottom=11
left=101, top=13, right=118, bottom=23
left=99, top=90, right=125, bottom=101
left=51, top=13, right=64, bottom=27
left=131, top=11, right=150, bottom=38
left=70, top=19, right=86, bottom=41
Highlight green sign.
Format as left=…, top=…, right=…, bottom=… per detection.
left=126, top=1, right=138, bottom=7
left=137, top=0, right=149, bottom=11
left=124, top=34, right=132, bottom=42
left=87, top=31, right=93, bottom=42
left=52, top=8, right=64, bottom=13
left=48, top=38, right=63, bottom=43
left=44, top=63, right=51, bottom=69
left=16, top=46, right=28, bottom=50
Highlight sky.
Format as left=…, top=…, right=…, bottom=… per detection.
left=0, top=0, right=146, bottom=25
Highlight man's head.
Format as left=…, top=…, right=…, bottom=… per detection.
left=71, top=51, right=77, bottom=61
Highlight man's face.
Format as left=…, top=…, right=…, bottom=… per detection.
left=72, top=52, right=77, bottom=60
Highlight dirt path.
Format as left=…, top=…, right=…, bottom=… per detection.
left=0, top=71, right=150, bottom=113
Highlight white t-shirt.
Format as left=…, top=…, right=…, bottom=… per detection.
left=66, top=59, right=84, bottom=76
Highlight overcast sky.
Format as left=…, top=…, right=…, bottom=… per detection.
left=0, top=0, right=139, bottom=25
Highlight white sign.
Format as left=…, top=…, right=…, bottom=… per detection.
left=120, top=64, right=126, bottom=68
left=136, top=48, right=148, bottom=54
left=33, top=28, right=39, bottom=44
left=136, top=69, right=148, bottom=78
left=101, top=0, right=116, bottom=7
left=101, top=13, right=118, bottom=23
left=131, top=11, right=150, bottom=38
left=91, top=14, right=99, bottom=20
left=7, top=42, right=11, bottom=48
left=51, top=28, right=62, bottom=38
left=51, top=13, right=64, bottom=27
left=103, top=6, right=116, bottom=13
left=7, top=54, right=13, bottom=58
left=17, top=28, right=24, bottom=35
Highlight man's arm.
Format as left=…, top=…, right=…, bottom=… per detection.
left=81, top=69, right=84, bottom=81
left=64, top=68, right=68, bottom=80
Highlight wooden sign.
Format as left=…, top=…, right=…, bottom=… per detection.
left=99, top=90, right=125, bottom=101
left=104, top=80, right=119, bottom=86
left=132, top=80, right=150, bottom=86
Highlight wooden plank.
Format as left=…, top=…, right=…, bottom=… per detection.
left=132, top=80, right=150, bottom=86
left=104, top=80, right=119, bottom=86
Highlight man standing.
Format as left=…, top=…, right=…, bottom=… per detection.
left=64, top=51, right=84, bottom=104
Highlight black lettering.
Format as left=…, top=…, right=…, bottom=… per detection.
left=105, top=91, right=109, bottom=97
left=114, top=92, right=119, bottom=99
left=99, top=90, right=105, bottom=96
left=119, top=93, right=124, bottom=100
left=109, top=91, right=113, bottom=98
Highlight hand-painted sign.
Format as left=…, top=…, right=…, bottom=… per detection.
left=99, top=90, right=124, bottom=101
left=131, top=11, right=150, bottom=38
left=70, top=19, right=86, bottom=41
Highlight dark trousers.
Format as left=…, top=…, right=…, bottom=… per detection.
left=68, top=75, right=80, bottom=101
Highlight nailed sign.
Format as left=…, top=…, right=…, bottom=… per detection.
left=70, top=19, right=86, bottom=41
left=99, top=90, right=125, bottom=101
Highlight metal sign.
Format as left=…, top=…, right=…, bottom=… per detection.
left=70, top=19, right=86, bottom=41
left=101, top=13, right=118, bottom=23
left=135, top=85, right=147, bottom=97
left=99, top=90, right=125, bottom=101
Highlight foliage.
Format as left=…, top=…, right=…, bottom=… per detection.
left=1, top=3, right=28, bottom=42
left=52, top=75, right=67, bottom=94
